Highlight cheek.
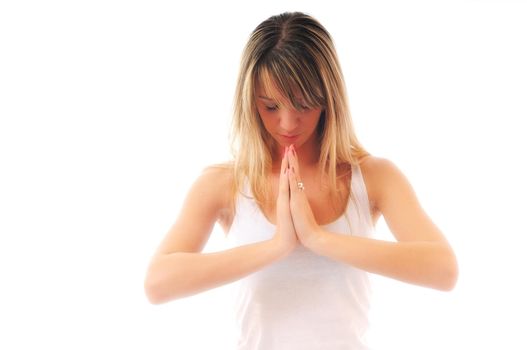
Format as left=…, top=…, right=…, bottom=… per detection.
left=258, top=112, right=275, bottom=132
left=306, top=111, right=323, bottom=129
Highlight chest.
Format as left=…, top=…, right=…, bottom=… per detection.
left=261, top=172, right=351, bottom=226
left=219, top=167, right=380, bottom=233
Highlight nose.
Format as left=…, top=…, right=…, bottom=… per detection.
left=278, top=108, right=299, bottom=133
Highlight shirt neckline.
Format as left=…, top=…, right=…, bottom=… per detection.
left=252, top=164, right=357, bottom=229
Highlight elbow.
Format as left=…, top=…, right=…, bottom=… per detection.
left=435, top=252, right=459, bottom=292
left=144, top=262, right=175, bottom=305
left=144, top=265, right=189, bottom=304
left=144, top=275, right=166, bottom=305
left=436, top=266, right=458, bottom=292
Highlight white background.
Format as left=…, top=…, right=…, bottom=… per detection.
left=1, top=0, right=526, bottom=349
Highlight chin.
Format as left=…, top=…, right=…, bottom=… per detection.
left=277, top=139, right=301, bottom=148
left=276, top=135, right=301, bottom=146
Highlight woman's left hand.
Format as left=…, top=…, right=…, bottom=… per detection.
left=286, top=146, right=325, bottom=250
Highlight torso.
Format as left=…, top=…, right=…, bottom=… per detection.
left=217, top=155, right=382, bottom=234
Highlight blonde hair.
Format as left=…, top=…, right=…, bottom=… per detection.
left=229, top=12, right=370, bottom=212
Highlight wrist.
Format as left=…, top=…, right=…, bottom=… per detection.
left=269, top=235, right=296, bottom=259
left=303, top=228, right=328, bottom=253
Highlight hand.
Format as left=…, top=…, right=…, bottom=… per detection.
left=272, top=146, right=299, bottom=255
left=287, top=146, right=324, bottom=249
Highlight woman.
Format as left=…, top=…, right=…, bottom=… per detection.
left=144, top=11, right=458, bottom=349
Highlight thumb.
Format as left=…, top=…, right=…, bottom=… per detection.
left=278, top=147, right=290, bottom=199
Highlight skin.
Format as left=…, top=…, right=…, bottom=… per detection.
left=143, top=84, right=459, bottom=305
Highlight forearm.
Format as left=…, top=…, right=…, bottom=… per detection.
left=144, top=238, right=287, bottom=304
left=310, top=231, right=458, bottom=291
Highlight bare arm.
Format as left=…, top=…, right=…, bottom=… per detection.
left=309, top=234, right=456, bottom=290
left=145, top=238, right=287, bottom=304
left=144, top=154, right=297, bottom=304
left=313, top=157, right=458, bottom=290
left=288, top=155, right=458, bottom=291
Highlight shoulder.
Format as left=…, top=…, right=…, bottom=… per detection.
left=195, top=162, right=234, bottom=205
left=151, top=163, right=234, bottom=257
left=356, top=155, right=407, bottom=212
left=182, top=162, right=234, bottom=216
left=200, top=162, right=234, bottom=180
left=195, top=162, right=236, bottom=230
left=357, top=154, right=399, bottom=176
left=359, top=156, right=413, bottom=209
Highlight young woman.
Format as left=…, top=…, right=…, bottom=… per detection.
left=144, top=11, right=458, bottom=349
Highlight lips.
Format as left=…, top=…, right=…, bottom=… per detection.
left=279, top=134, right=299, bottom=144
left=280, top=134, right=300, bottom=139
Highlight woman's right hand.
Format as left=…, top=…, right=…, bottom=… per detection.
left=272, top=145, right=299, bottom=255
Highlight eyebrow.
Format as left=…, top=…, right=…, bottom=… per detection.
left=258, top=95, right=305, bottom=102
left=257, top=95, right=275, bottom=101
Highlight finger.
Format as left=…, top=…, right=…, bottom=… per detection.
left=280, top=145, right=289, bottom=176
left=288, top=164, right=300, bottom=195
left=287, top=145, right=301, bottom=179
left=279, top=147, right=290, bottom=197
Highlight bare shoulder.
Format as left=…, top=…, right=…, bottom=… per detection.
left=358, top=155, right=448, bottom=242
left=356, top=155, right=403, bottom=214
left=358, top=155, right=413, bottom=204
left=196, top=162, right=235, bottom=211
left=358, top=155, right=400, bottom=180
left=152, top=162, right=234, bottom=256
left=359, top=155, right=412, bottom=222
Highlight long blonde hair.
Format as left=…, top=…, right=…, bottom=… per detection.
left=230, top=12, right=370, bottom=211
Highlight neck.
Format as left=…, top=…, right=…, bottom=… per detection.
left=272, top=137, right=320, bottom=171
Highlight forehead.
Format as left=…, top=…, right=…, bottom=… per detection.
left=255, top=73, right=303, bottom=104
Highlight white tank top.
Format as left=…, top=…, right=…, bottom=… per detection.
left=225, top=163, right=375, bottom=349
